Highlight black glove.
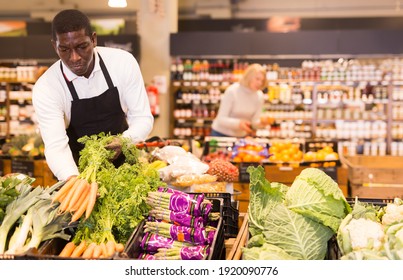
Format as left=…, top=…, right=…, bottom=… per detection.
left=104, top=137, right=122, bottom=161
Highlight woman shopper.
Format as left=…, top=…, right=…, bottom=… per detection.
left=211, top=63, right=266, bottom=137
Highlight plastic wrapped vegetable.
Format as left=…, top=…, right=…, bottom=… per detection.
left=148, top=207, right=204, bottom=228
left=154, top=245, right=210, bottom=260
left=156, top=187, right=213, bottom=222
left=140, top=232, right=191, bottom=252
left=147, top=190, right=205, bottom=217
left=138, top=253, right=156, bottom=260
left=144, top=221, right=207, bottom=245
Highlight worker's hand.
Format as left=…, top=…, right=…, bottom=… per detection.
left=65, top=175, right=78, bottom=182
left=239, top=120, right=254, bottom=134
left=105, top=137, right=122, bottom=161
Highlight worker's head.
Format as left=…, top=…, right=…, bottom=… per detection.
left=51, top=9, right=97, bottom=78
left=240, top=63, right=267, bottom=91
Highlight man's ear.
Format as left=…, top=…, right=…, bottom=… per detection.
left=91, top=32, right=97, bottom=47
left=51, top=39, right=58, bottom=53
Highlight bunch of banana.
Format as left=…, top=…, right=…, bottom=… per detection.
left=143, top=160, right=167, bottom=178
left=148, top=160, right=168, bottom=170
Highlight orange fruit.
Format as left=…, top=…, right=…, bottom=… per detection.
left=243, top=154, right=254, bottom=162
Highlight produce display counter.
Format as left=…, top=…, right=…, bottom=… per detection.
left=341, top=155, right=403, bottom=199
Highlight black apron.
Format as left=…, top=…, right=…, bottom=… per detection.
left=61, top=54, right=128, bottom=165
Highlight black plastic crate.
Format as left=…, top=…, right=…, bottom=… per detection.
left=120, top=218, right=225, bottom=260
left=347, top=197, right=394, bottom=207
left=189, top=192, right=240, bottom=238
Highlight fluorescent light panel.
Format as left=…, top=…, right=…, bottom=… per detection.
left=108, top=0, right=127, bottom=8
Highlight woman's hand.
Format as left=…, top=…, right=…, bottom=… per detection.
left=239, top=120, right=254, bottom=134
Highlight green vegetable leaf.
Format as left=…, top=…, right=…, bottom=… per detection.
left=247, top=165, right=288, bottom=236
left=285, top=168, right=351, bottom=232
left=262, top=204, right=334, bottom=260
left=242, top=242, right=299, bottom=260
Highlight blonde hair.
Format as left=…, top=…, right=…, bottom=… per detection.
left=239, top=63, right=267, bottom=90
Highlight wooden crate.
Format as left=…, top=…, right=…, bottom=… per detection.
left=226, top=212, right=248, bottom=260
left=264, top=165, right=308, bottom=186
left=342, top=155, right=403, bottom=199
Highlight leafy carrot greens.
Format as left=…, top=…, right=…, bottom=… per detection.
left=73, top=133, right=164, bottom=245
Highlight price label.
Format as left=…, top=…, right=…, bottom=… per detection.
left=11, top=159, right=34, bottom=177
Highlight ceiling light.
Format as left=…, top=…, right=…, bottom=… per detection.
left=108, top=0, right=127, bottom=8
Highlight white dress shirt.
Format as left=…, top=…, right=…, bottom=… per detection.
left=32, top=46, right=153, bottom=181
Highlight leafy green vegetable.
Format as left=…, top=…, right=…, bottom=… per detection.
left=0, top=174, right=33, bottom=223
left=242, top=242, right=299, bottom=260
left=285, top=168, right=351, bottom=232
left=23, top=198, right=71, bottom=251
left=384, top=222, right=403, bottom=259
left=246, top=166, right=350, bottom=260
left=247, top=165, right=288, bottom=236
left=73, top=133, right=163, bottom=245
left=0, top=179, right=64, bottom=254
left=262, top=204, right=334, bottom=260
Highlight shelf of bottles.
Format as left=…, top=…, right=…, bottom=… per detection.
left=170, top=58, right=248, bottom=140
left=0, top=83, right=7, bottom=137
left=0, top=63, right=40, bottom=138
left=8, top=82, right=36, bottom=136
left=169, top=57, right=403, bottom=155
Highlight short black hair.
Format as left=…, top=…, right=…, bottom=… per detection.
left=51, top=9, right=92, bottom=41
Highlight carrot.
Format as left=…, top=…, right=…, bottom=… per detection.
left=58, top=178, right=82, bottom=213
left=92, top=244, right=102, bottom=259
left=70, top=240, right=87, bottom=258
left=70, top=194, right=89, bottom=224
left=82, top=242, right=97, bottom=259
left=67, top=179, right=89, bottom=211
left=57, top=190, right=68, bottom=203
left=52, top=176, right=79, bottom=204
left=115, top=243, right=125, bottom=253
left=85, top=182, right=98, bottom=220
left=99, top=242, right=108, bottom=258
left=106, top=240, right=116, bottom=257
left=59, top=241, right=76, bottom=257
left=70, top=183, right=90, bottom=212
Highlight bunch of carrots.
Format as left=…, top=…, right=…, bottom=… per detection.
left=52, top=174, right=98, bottom=224
left=58, top=240, right=125, bottom=259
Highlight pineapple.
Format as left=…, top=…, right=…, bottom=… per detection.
left=206, top=159, right=239, bottom=182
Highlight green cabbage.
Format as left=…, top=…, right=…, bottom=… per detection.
left=262, top=204, right=334, bottom=260
left=242, top=242, right=299, bottom=260
left=285, top=168, right=351, bottom=232
left=246, top=166, right=351, bottom=260
left=247, top=165, right=288, bottom=236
